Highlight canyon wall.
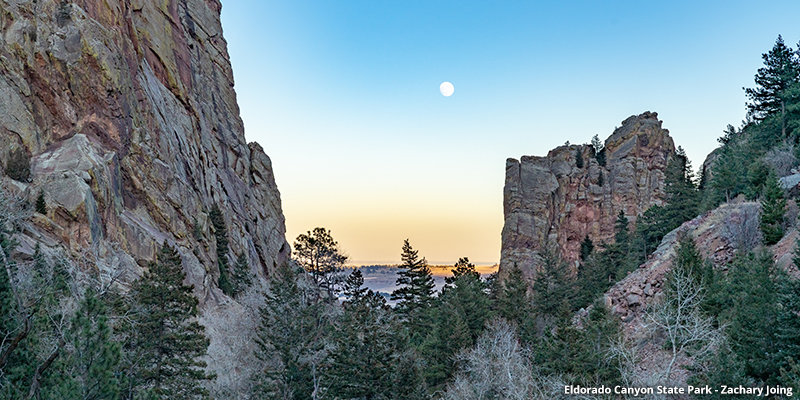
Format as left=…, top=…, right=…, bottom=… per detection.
left=500, top=112, right=675, bottom=277
left=0, top=0, right=289, bottom=387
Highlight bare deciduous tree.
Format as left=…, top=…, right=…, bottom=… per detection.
left=442, top=319, right=598, bottom=400
left=642, top=267, right=722, bottom=383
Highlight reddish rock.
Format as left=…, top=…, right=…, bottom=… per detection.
left=0, top=0, right=288, bottom=390
left=501, top=112, right=674, bottom=277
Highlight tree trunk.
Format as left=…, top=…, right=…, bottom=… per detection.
left=25, top=338, right=65, bottom=400
left=782, top=98, right=787, bottom=137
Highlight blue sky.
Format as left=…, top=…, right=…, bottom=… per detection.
left=221, top=0, right=800, bottom=264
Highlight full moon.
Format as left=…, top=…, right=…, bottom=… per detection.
left=440, top=81, right=454, bottom=97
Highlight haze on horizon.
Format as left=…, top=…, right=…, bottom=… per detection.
left=220, top=0, right=800, bottom=265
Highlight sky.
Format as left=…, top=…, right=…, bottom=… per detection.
left=220, top=1, right=800, bottom=265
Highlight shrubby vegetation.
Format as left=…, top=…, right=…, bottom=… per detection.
left=252, top=230, right=626, bottom=399
left=0, top=188, right=214, bottom=399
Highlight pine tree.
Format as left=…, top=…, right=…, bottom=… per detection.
left=421, top=258, right=491, bottom=389
left=209, top=203, right=233, bottom=296
left=0, top=222, right=32, bottom=399
left=442, top=258, right=490, bottom=339
left=575, top=247, right=611, bottom=309
left=592, top=134, right=607, bottom=167
left=330, top=269, right=426, bottom=399
left=255, top=262, right=330, bottom=399
left=745, top=35, right=800, bottom=137
left=43, top=289, right=121, bottom=400
left=614, top=210, right=630, bottom=245
left=775, top=241, right=800, bottom=381
left=231, top=252, right=253, bottom=297
left=745, top=160, right=770, bottom=200
left=672, top=231, right=704, bottom=286
left=495, top=263, right=536, bottom=343
left=294, top=227, right=348, bottom=301
left=579, top=235, right=594, bottom=262
left=760, top=172, right=787, bottom=245
left=715, top=251, right=781, bottom=382
left=126, top=242, right=213, bottom=399
left=391, top=240, right=435, bottom=318
left=35, top=190, right=46, bottom=215
left=530, top=245, right=572, bottom=325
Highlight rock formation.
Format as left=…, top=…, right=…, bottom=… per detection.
left=501, top=112, right=675, bottom=277
left=0, top=0, right=289, bottom=388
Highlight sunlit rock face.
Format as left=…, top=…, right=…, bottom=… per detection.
left=500, top=112, right=675, bottom=279
left=0, top=0, right=289, bottom=374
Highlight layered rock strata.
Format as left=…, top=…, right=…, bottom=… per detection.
left=501, top=112, right=675, bottom=277
left=0, top=0, right=289, bottom=386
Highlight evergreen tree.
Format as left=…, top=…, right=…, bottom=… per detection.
left=255, top=263, right=330, bottom=400
left=744, top=160, right=770, bottom=200
left=575, top=148, right=584, bottom=168
left=579, top=235, right=594, bottom=262
left=745, top=35, right=800, bottom=137
left=294, top=227, right=348, bottom=302
left=672, top=231, right=704, bottom=284
left=231, top=252, right=254, bottom=297
left=126, top=242, right=213, bottom=400
left=530, top=245, right=572, bottom=323
left=35, top=190, right=46, bottom=215
left=391, top=240, right=435, bottom=321
left=330, top=267, right=423, bottom=399
left=712, top=251, right=781, bottom=382
left=592, top=134, right=607, bottom=167
left=341, top=269, right=369, bottom=303
left=760, top=172, right=787, bottom=245
left=495, top=263, right=536, bottom=344
left=442, top=258, right=491, bottom=339
left=614, top=210, right=630, bottom=245
left=709, top=140, right=750, bottom=204
left=636, top=148, right=701, bottom=261
left=209, top=203, right=233, bottom=296
left=421, top=258, right=491, bottom=389
left=0, top=219, right=34, bottom=399
left=574, top=248, right=611, bottom=310
left=775, top=241, right=800, bottom=383
left=43, top=289, right=121, bottom=400
left=603, top=210, right=638, bottom=279
left=530, top=301, right=622, bottom=386
left=445, top=257, right=480, bottom=285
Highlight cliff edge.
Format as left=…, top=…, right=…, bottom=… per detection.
left=501, top=112, right=675, bottom=278
left=0, top=0, right=289, bottom=389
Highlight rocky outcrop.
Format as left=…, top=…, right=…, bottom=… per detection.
left=501, top=112, right=675, bottom=277
left=604, top=201, right=762, bottom=324
left=0, top=0, right=289, bottom=386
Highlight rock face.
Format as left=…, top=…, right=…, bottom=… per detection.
left=605, top=201, right=762, bottom=324
left=0, top=0, right=289, bottom=386
left=501, top=112, right=675, bottom=277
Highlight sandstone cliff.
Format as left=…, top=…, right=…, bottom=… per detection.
left=501, top=112, right=675, bottom=277
left=0, top=0, right=288, bottom=389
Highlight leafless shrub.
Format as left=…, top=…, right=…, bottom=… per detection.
left=203, top=282, right=267, bottom=400
left=721, top=203, right=762, bottom=253
left=764, top=144, right=798, bottom=177
left=640, top=268, right=722, bottom=385
left=441, top=319, right=599, bottom=400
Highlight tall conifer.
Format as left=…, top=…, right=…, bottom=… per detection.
left=126, top=242, right=213, bottom=399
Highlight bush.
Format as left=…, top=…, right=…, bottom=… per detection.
left=4, top=148, right=30, bottom=182
left=35, top=190, right=46, bottom=214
